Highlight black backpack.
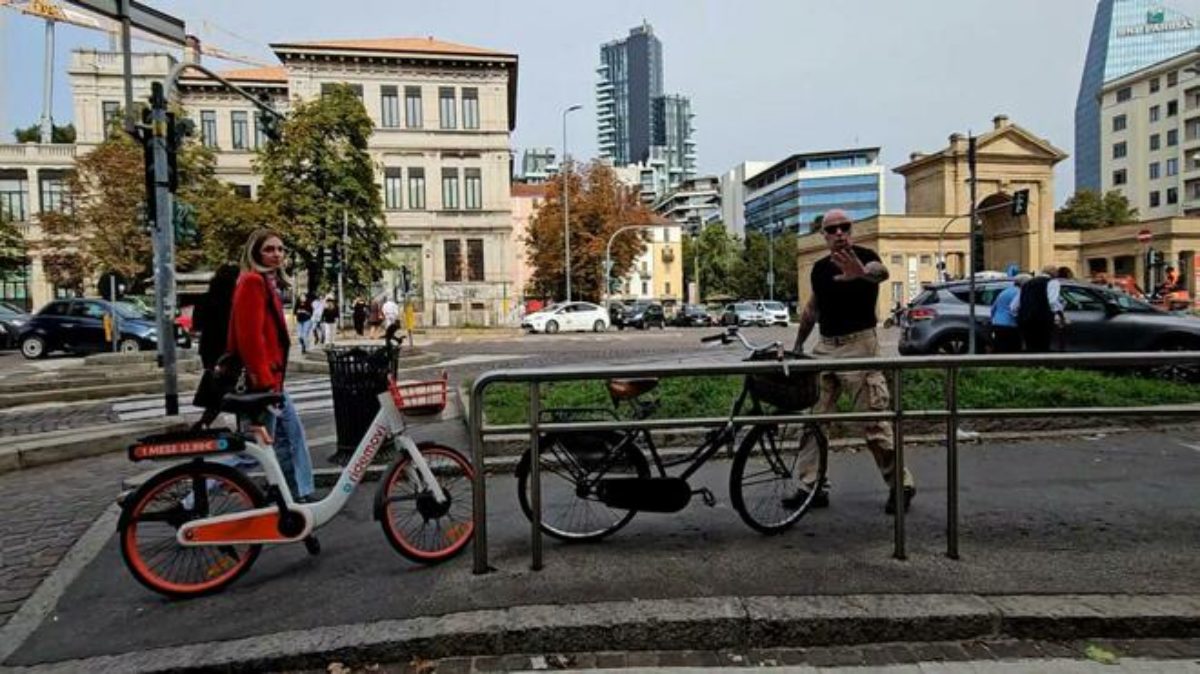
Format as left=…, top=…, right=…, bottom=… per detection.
left=1017, top=276, right=1053, bottom=327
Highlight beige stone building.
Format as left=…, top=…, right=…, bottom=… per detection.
left=2, top=37, right=520, bottom=327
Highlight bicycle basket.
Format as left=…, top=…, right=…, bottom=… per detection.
left=389, top=371, right=449, bottom=416
left=745, top=352, right=819, bottom=411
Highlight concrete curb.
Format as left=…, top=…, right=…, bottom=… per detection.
left=0, top=419, right=193, bottom=474
left=0, top=376, right=200, bottom=408
left=11, top=593, right=1200, bottom=673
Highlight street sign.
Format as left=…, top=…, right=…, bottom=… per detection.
left=1137, top=229, right=1153, bottom=244
left=65, top=0, right=185, bottom=43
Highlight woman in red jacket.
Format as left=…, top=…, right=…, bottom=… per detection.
left=228, top=228, right=315, bottom=501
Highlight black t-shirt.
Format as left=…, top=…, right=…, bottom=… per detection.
left=811, top=245, right=882, bottom=338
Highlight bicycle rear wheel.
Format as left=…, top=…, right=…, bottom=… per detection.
left=729, top=422, right=828, bottom=535
left=377, top=443, right=475, bottom=564
left=515, top=431, right=650, bottom=541
left=118, top=461, right=265, bottom=598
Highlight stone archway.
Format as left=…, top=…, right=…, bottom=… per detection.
left=978, top=192, right=1028, bottom=273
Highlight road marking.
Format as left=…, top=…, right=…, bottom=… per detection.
left=112, top=378, right=333, bottom=421
left=1176, top=441, right=1200, bottom=453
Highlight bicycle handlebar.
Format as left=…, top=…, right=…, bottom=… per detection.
left=700, top=326, right=783, bottom=357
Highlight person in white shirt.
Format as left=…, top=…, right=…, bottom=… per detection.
left=382, top=298, right=400, bottom=331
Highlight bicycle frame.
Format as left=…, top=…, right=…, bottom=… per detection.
left=177, top=388, right=447, bottom=546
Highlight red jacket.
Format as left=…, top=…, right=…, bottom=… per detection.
left=227, top=271, right=290, bottom=392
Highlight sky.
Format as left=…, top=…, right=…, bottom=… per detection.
left=0, top=0, right=1150, bottom=211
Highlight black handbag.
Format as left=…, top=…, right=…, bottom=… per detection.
left=192, top=352, right=247, bottom=411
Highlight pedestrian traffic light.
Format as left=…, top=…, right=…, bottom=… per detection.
left=1011, top=189, right=1030, bottom=217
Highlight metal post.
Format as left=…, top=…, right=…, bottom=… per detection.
left=471, top=378, right=489, bottom=575
left=768, top=224, right=776, bottom=301
left=562, top=104, right=581, bottom=302
left=109, top=275, right=119, bottom=352
left=119, top=0, right=136, bottom=134
left=892, top=367, right=906, bottom=560
left=39, top=19, right=54, bottom=143
left=529, top=381, right=543, bottom=571
left=149, top=82, right=179, bottom=415
left=967, top=135, right=978, bottom=355
left=946, top=366, right=960, bottom=560
left=338, top=209, right=347, bottom=331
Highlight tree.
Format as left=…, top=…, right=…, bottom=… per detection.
left=731, top=230, right=798, bottom=303
left=13, top=123, right=76, bottom=144
left=1055, top=189, right=1138, bottom=231
left=0, top=207, right=26, bottom=281
left=257, top=84, right=388, bottom=295
left=682, top=222, right=741, bottom=301
left=524, top=161, right=656, bottom=302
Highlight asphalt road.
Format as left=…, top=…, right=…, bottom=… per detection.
left=10, top=428, right=1200, bottom=666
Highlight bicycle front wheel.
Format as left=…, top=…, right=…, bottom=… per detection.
left=377, top=443, right=475, bottom=564
left=729, top=422, right=828, bottom=535
left=515, top=432, right=650, bottom=542
left=118, top=461, right=265, bottom=598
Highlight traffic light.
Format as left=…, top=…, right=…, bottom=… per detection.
left=256, top=94, right=283, bottom=144
left=401, top=265, right=412, bottom=294
left=1011, top=189, right=1030, bottom=217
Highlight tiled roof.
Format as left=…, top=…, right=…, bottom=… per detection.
left=271, top=37, right=514, bottom=58
left=217, top=66, right=288, bottom=83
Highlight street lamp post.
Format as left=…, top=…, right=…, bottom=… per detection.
left=605, top=224, right=658, bottom=312
left=767, top=222, right=778, bottom=301
left=562, top=104, right=582, bottom=302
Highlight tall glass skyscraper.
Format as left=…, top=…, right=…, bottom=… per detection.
left=597, top=22, right=663, bottom=166
left=1076, top=0, right=1200, bottom=191
left=651, top=94, right=695, bottom=182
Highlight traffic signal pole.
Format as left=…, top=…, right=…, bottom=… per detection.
left=149, top=82, right=179, bottom=415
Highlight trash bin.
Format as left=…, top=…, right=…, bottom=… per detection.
left=326, top=345, right=398, bottom=465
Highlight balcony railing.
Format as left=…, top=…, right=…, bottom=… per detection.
left=0, top=144, right=78, bottom=162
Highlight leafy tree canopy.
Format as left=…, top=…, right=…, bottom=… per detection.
left=13, top=122, right=76, bottom=144
left=1055, top=189, right=1138, bottom=231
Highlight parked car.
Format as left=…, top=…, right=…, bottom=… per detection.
left=521, top=301, right=610, bottom=334
left=754, top=300, right=790, bottom=326
left=619, top=302, right=666, bottom=330
left=899, top=278, right=1200, bottom=365
left=18, top=298, right=183, bottom=359
left=0, top=302, right=31, bottom=349
left=721, top=302, right=767, bottom=327
left=672, top=303, right=713, bottom=327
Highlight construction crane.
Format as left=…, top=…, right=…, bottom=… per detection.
left=0, top=0, right=271, bottom=142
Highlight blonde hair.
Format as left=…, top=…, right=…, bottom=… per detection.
left=240, top=228, right=292, bottom=287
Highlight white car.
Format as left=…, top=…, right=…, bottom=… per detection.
left=755, top=300, right=790, bottom=326
left=522, top=302, right=610, bottom=334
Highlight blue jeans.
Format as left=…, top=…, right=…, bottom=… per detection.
left=297, top=319, right=313, bottom=351
left=272, top=392, right=315, bottom=498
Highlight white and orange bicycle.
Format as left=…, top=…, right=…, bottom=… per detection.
left=116, top=329, right=474, bottom=598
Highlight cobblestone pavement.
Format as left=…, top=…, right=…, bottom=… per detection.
left=288, top=638, right=1200, bottom=673
left=0, top=400, right=116, bottom=437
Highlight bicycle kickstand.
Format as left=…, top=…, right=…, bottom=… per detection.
left=693, top=487, right=717, bottom=507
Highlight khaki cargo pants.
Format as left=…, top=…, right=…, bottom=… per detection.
left=799, top=328, right=915, bottom=490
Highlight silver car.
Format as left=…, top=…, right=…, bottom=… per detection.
left=754, top=300, right=790, bottom=326
left=721, top=302, right=767, bottom=327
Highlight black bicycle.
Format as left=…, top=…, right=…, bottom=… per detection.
left=514, top=327, right=829, bottom=539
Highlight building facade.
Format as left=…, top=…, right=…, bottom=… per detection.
left=518, top=147, right=556, bottom=183
left=616, top=223, right=684, bottom=309
left=1076, top=0, right=1200, bottom=192
left=651, top=93, right=695, bottom=183
left=597, top=21, right=662, bottom=167
left=743, top=148, right=885, bottom=237
left=652, top=176, right=720, bottom=233
left=1097, top=46, right=1200, bottom=218
left=718, top=160, right=771, bottom=237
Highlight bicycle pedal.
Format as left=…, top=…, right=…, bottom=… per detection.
left=695, top=488, right=717, bottom=507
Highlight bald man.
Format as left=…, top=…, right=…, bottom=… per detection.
left=788, top=209, right=916, bottom=515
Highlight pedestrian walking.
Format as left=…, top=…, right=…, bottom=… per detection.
left=310, top=295, right=326, bottom=346
left=321, top=295, right=339, bottom=345
left=382, top=296, right=400, bottom=331
left=352, top=297, right=368, bottom=337
left=788, top=208, right=916, bottom=515
left=989, top=274, right=1029, bottom=354
left=295, top=292, right=315, bottom=353
left=367, top=297, right=384, bottom=339
left=1010, top=264, right=1065, bottom=353
left=227, top=228, right=315, bottom=501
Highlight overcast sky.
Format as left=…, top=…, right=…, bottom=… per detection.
left=0, top=1, right=1171, bottom=210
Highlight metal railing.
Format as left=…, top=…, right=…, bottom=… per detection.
left=468, top=351, right=1200, bottom=575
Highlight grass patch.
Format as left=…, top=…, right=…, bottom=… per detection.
left=472, top=368, right=1200, bottom=426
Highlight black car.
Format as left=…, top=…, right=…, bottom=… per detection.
left=0, top=301, right=30, bottom=349
left=18, top=298, right=176, bottom=359
left=672, top=304, right=713, bottom=327
left=618, top=302, right=666, bottom=330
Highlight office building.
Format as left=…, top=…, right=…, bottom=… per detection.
left=743, top=148, right=885, bottom=236
left=597, top=21, right=662, bottom=166
left=651, top=94, right=695, bottom=183
left=719, top=161, right=771, bottom=237
left=1076, top=0, right=1200, bottom=191
left=518, top=147, right=556, bottom=183
left=652, top=176, right=720, bottom=232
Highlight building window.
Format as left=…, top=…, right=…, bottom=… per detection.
left=1150, top=190, right=1161, bottom=208
left=1112, top=114, right=1127, bottom=132
left=441, top=168, right=459, bottom=209
left=408, top=167, right=426, bottom=210
left=232, top=184, right=252, bottom=199
left=439, top=87, right=456, bottom=129
left=1150, top=133, right=1161, bottom=151
left=101, top=101, right=120, bottom=136
left=1116, top=87, right=1131, bottom=102
left=38, top=172, right=68, bottom=213
left=0, top=175, right=28, bottom=221
left=890, top=254, right=903, bottom=265
left=466, top=238, right=484, bottom=281
left=444, top=239, right=463, bottom=282
left=254, top=116, right=267, bottom=149
left=320, top=82, right=363, bottom=99
left=462, top=88, right=480, bottom=129
left=1150, top=105, right=1161, bottom=122
left=1168, top=129, right=1179, bottom=146
left=1168, top=70, right=1179, bottom=87
left=1113, top=169, right=1127, bottom=185
left=200, top=110, right=217, bottom=148
left=405, top=87, right=423, bottom=128
left=231, top=111, right=248, bottom=150
left=464, top=168, right=482, bottom=210
left=380, top=85, right=400, bottom=128
left=384, top=168, right=403, bottom=210
left=1167, top=186, right=1179, bottom=204
left=1167, top=158, right=1179, bottom=176
left=919, top=254, right=931, bottom=265
left=642, top=280, right=649, bottom=295
left=1168, top=100, right=1179, bottom=117
left=1113, top=141, right=1127, bottom=159
left=1150, top=77, right=1161, bottom=93
left=1150, top=162, right=1161, bottom=180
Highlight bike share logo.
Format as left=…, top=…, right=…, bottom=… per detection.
left=345, top=425, right=390, bottom=490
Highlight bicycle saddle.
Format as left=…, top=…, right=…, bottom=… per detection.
left=607, top=378, right=659, bottom=400
left=220, top=391, right=284, bottom=415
